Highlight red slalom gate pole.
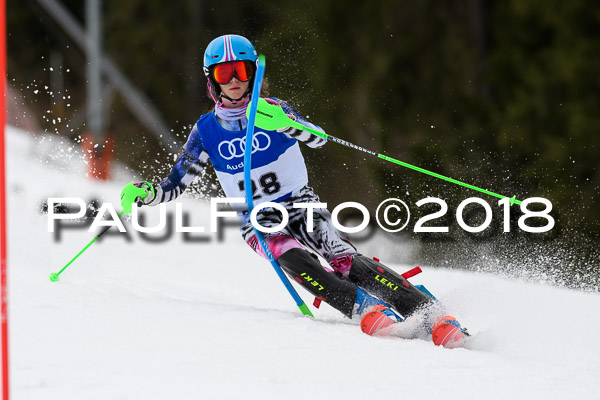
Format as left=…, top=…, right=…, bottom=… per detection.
left=0, top=0, right=9, bottom=398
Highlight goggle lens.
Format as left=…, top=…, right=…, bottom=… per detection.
left=212, top=61, right=253, bottom=85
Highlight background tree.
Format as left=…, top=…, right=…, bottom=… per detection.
left=7, top=0, right=599, bottom=283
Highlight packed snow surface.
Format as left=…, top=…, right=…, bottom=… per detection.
left=4, top=126, right=600, bottom=399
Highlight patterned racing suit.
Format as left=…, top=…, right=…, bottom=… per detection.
left=146, top=98, right=431, bottom=319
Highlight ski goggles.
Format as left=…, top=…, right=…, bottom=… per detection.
left=212, top=61, right=254, bottom=85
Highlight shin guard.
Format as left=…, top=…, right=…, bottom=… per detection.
left=348, top=256, right=433, bottom=317
left=278, top=248, right=357, bottom=318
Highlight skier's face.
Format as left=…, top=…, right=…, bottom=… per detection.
left=219, top=77, right=250, bottom=107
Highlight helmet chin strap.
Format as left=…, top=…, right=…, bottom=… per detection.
left=207, top=75, right=254, bottom=107
left=219, top=85, right=252, bottom=104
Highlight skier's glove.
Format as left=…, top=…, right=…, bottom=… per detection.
left=275, top=115, right=298, bottom=133
left=263, top=98, right=297, bottom=132
left=120, top=181, right=162, bottom=213
left=133, top=181, right=159, bottom=205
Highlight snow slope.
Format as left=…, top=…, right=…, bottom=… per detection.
left=5, top=126, right=600, bottom=399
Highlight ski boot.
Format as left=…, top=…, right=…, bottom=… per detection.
left=360, top=305, right=399, bottom=336
left=431, top=315, right=470, bottom=349
left=355, top=287, right=401, bottom=336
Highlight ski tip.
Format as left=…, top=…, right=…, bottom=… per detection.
left=49, top=273, right=60, bottom=282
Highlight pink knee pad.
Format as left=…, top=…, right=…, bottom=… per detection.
left=247, top=235, right=303, bottom=260
left=329, top=254, right=355, bottom=278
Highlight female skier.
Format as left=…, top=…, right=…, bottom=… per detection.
left=123, top=34, right=467, bottom=347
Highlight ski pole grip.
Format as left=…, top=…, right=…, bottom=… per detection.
left=120, top=181, right=153, bottom=214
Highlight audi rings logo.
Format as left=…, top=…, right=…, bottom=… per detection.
left=218, top=132, right=271, bottom=160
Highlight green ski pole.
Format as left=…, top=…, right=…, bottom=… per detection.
left=252, top=98, right=522, bottom=206
left=49, top=182, right=153, bottom=282
left=49, top=211, right=125, bottom=282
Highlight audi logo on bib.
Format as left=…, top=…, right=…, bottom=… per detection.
left=218, top=132, right=272, bottom=160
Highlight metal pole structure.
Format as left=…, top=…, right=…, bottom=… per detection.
left=0, top=0, right=10, bottom=397
left=36, top=0, right=177, bottom=150
left=86, top=0, right=103, bottom=139
left=83, top=0, right=108, bottom=179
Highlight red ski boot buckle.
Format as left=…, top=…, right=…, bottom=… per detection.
left=401, top=266, right=422, bottom=280
left=313, top=296, right=323, bottom=309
